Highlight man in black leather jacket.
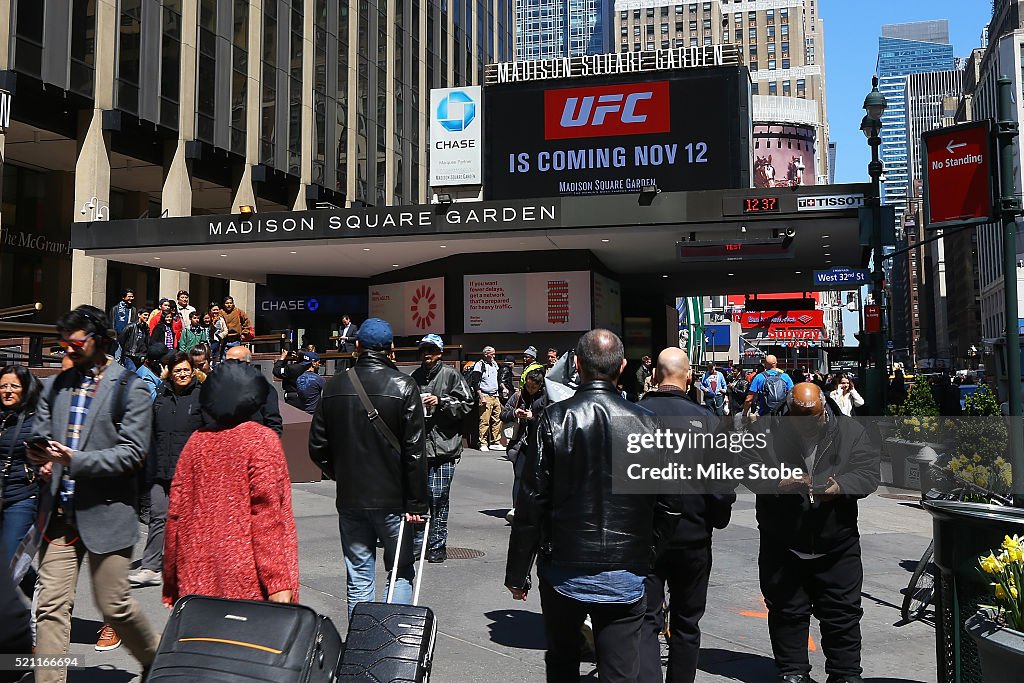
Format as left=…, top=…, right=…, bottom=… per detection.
left=638, top=347, right=735, bottom=683
left=505, top=329, right=681, bottom=683
left=739, top=383, right=878, bottom=683
left=308, top=318, right=430, bottom=616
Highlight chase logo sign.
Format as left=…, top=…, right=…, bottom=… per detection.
left=437, top=91, right=477, bottom=132
left=430, top=86, right=483, bottom=186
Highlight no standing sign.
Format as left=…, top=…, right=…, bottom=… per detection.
left=922, top=120, right=995, bottom=228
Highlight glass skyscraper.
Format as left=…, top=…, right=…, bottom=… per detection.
left=876, top=21, right=955, bottom=229
left=516, top=0, right=612, bottom=60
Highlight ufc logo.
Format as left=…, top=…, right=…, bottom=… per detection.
left=544, top=81, right=671, bottom=140
left=559, top=92, right=654, bottom=128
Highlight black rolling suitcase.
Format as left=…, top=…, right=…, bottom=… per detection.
left=339, top=517, right=437, bottom=682
left=148, top=595, right=344, bottom=682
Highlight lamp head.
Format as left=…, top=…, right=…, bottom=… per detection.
left=863, top=76, right=887, bottom=121
left=860, top=114, right=880, bottom=139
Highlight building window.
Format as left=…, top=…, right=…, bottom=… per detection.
left=768, top=59, right=776, bottom=70
left=768, top=81, right=777, bottom=94
left=782, top=80, right=791, bottom=95
left=69, top=0, right=97, bottom=97
left=782, top=58, right=790, bottom=69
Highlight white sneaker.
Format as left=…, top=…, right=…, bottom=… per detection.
left=505, top=508, right=515, bottom=524
left=128, top=569, right=162, bottom=587
left=489, top=444, right=506, bottom=451
left=580, top=615, right=595, bottom=655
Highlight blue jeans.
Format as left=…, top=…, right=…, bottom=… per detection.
left=338, top=510, right=416, bottom=618
left=2, top=496, right=37, bottom=568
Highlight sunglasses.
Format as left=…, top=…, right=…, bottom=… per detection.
left=58, top=333, right=95, bottom=350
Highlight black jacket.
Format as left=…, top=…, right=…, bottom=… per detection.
left=639, top=388, right=736, bottom=547
left=118, top=321, right=150, bottom=359
left=740, top=403, right=880, bottom=554
left=308, top=351, right=429, bottom=514
left=411, top=362, right=474, bottom=462
left=253, top=379, right=283, bottom=436
left=505, top=380, right=680, bottom=590
left=148, top=380, right=204, bottom=483
left=499, top=387, right=544, bottom=463
left=273, top=358, right=306, bottom=395
left=498, top=364, right=516, bottom=401
left=0, top=409, right=38, bottom=507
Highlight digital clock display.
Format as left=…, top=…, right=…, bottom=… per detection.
left=743, top=196, right=781, bottom=213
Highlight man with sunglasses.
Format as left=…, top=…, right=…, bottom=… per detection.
left=738, top=383, right=879, bottom=683
left=27, top=306, right=159, bottom=682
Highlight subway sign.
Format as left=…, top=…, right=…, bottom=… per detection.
left=483, top=67, right=751, bottom=200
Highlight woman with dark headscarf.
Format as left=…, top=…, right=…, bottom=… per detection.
left=162, top=361, right=298, bottom=606
left=0, top=365, right=41, bottom=570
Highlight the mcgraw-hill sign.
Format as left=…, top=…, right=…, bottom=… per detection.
left=483, top=67, right=751, bottom=200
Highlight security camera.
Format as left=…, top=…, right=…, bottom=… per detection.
left=785, top=228, right=796, bottom=238
left=740, top=225, right=747, bottom=233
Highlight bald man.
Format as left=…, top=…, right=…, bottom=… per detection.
left=744, top=354, right=794, bottom=418
left=222, top=346, right=283, bottom=435
left=740, top=382, right=878, bottom=683
left=638, top=347, right=735, bottom=683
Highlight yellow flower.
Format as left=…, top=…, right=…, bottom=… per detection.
left=980, top=553, right=1004, bottom=574
left=1006, top=547, right=1024, bottom=564
left=1004, top=535, right=1023, bottom=551
left=1012, top=586, right=1020, bottom=600
left=974, top=454, right=982, bottom=463
left=995, top=584, right=1008, bottom=600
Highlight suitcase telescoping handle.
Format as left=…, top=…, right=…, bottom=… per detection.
left=385, top=515, right=431, bottom=606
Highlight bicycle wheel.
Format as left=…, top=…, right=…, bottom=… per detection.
left=901, top=541, right=935, bottom=623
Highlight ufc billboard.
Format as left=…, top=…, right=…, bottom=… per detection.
left=483, top=67, right=751, bottom=200
left=544, top=82, right=671, bottom=140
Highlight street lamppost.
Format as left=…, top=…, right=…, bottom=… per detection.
left=861, top=76, right=888, bottom=414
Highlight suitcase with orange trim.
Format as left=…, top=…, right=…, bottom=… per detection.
left=148, top=594, right=343, bottom=682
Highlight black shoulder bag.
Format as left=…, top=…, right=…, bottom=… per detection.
left=347, top=368, right=402, bottom=455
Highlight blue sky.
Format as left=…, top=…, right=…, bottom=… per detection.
left=820, top=1, right=988, bottom=184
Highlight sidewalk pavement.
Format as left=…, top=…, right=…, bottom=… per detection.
left=48, top=448, right=937, bottom=682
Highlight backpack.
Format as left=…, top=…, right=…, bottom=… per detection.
left=759, top=371, right=789, bottom=413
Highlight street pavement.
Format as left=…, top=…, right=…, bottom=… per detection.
left=45, top=448, right=937, bottom=682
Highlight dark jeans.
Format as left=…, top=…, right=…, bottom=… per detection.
left=538, top=578, right=647, bottom=683
left=2, top=496, right=37, bottom=568
left=759, top=537, right=864, bottom=679
left=703, top=394, right=724, bottom=416
left=640, top=544, right=712, bottom=683
left=140, top=482, right=169, bottom=572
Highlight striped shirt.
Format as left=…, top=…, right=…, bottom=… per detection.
left=65, top=359, right=111, bottom=450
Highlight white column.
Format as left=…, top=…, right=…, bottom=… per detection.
left=229, top=280, right=257, bottom=323
left=159, top=270, right=190, bottom=300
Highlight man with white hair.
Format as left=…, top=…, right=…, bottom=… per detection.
left=739, top=382, right=879, bottom=683
left=471, top=346, right=504, bottom=450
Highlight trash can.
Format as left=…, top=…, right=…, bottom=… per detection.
left=912, top=446, right=941, bottom=500
left=922, top=501, right=1024, bottom=683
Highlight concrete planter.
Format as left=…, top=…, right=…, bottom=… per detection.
left=883, top=438, right=944, bottom=489
left=966, top=609, right=1024, bottom=683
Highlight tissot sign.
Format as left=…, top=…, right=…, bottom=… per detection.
left=922, top=120, right=995, bottom=228
left=484, top=67, right=751, bottom=200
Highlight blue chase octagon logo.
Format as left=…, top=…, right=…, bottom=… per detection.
left=436, top=91, right=476, bottom=133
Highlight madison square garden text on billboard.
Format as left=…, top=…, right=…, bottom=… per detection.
left=483, top=66, right=751, bottom=200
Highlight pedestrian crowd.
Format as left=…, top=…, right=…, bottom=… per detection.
left=0, top=306, right=878, bottom=683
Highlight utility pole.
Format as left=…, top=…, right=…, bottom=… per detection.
left=997, top=75, right=1024, bottom=507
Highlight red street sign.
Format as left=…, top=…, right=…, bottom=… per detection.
left=923, top=121, right=994, bottom=228
left=864, top=305, right=880, bottom=334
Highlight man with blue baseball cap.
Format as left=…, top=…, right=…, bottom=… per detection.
left=309, top=318, right=429, bottom=615
left=411, top=334, right=474, bottom=563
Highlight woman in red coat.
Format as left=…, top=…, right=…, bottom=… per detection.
left=163, top=360, right=299, bottom=606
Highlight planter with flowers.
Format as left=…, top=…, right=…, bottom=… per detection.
left=966, top=534, right=1024, bottom=680
left=885, top=382, right=946, bottom=489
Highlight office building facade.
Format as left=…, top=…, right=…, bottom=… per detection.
left=516, top=0, right=612, bottom=60
left=0, top=0, right=512, bottom=315
left=876, top=21, right=955, bottom=232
